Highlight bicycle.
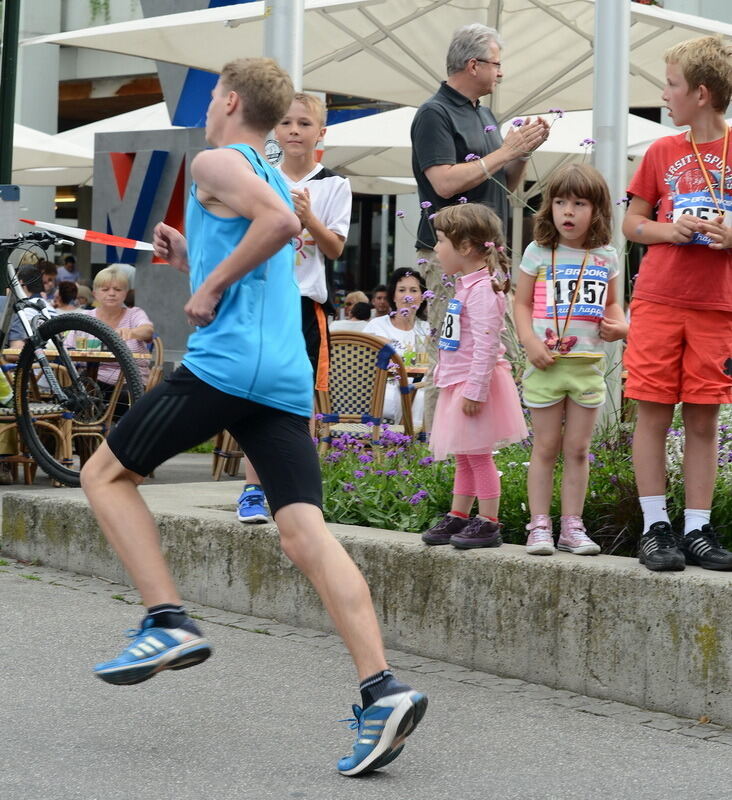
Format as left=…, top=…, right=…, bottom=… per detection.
left=0, top=231, right=144, bottom=486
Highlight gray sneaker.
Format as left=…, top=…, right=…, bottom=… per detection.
left=450, top=517, right=503, bottom=550
left=422, top=514, right=469, bottom=546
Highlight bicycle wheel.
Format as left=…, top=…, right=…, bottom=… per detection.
left=14, top=313, right=145, bottom=487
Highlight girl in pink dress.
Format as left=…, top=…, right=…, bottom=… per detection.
left=422, top=203, right=527, bottom=550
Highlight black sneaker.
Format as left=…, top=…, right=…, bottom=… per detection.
left=638, top=521, right=685, bottom=571
left=422, top=514, right=469, bottom=546
left=678, top=525, right=732, bottom=571
left=450, top=517, right=503, bottom=550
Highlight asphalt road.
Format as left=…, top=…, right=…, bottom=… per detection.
left=2, top=558, right=732, bottom=800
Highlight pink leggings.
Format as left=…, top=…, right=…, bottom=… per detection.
left=453, top=453, right=501, bottom=500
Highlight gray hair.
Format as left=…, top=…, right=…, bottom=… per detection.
left=446, top=23, right=503, bottom=75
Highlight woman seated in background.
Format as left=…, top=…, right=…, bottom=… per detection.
left=363, top=267, right=429, bottom=428
left=53, top=281, right=78, bottom=313
left=330, top=301, right=371, bottom=333
left=341, top=290, right=369, bottom=319
left=67, top=266, right=153, bottom=415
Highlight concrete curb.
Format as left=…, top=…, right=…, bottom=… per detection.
left=2, top=483, right=731, bottom=726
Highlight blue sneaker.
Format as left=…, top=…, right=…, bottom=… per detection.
left=338, top=690, right=428, bottom=776
left=94, top=618, right=212, bottom=685
left=236, top=484, right=269, bottom=523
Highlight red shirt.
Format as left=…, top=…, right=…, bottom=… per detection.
left=628, top=131, right=732, bottom=312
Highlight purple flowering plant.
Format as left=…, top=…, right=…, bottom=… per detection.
left=318, top=408, right=732, bottom=550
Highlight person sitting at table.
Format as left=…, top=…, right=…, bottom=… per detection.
left=341, top=290, right=369, bottom=319
left=329, top=301, right=371, bottom=332
left=7, top=265, right=49, bottom=350
left=70, top=266, right=153, bottom=414
left=53, top=281, right=78, bottom=313
left=75, top=284, right=95, bottom=310
left=40, top=261, right=58, bottom=302
left=363, top=267, right=430, bottom=428
left=58, top=254, right=80, bottom=284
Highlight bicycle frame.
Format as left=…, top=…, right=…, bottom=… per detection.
left=1, top=248, right=80, bottom=405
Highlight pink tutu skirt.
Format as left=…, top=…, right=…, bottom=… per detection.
left=430, top=363, right=528, bottom=461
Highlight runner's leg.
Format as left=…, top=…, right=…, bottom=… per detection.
left=81, top=442, right=181, bottom=606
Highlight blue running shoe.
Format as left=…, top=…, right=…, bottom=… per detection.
left=237, top=484, right=269, bottom=524
left=94, top=618, right=212, bottom=686
left=338, top=690, right=428, bottom=776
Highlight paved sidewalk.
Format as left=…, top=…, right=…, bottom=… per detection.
left=2, top=451, right=228, bottom=490
left=2, top=557, right=731, bottom=800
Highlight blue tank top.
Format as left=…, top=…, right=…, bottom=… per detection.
left=182, top=144, right=313, bottom=417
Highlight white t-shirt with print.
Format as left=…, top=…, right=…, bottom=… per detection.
left=277, top=164, right=352, bottom=304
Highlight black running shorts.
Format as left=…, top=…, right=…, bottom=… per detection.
left=106, top=366, right=323, bottom=515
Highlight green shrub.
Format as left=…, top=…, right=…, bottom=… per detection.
left=320, top=407, right=732, bottom=555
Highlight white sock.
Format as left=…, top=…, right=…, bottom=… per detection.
left=684, top=508, right=711, bottom=536
left=639, top=495, right=670, bottom=534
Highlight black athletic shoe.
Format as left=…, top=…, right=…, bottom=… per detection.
left=638, top=521, right=685, bottom=571
left=678, top=525, right=732, bottom=571
left=421, top=514, right=469, bottom=546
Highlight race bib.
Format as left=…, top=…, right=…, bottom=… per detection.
left=545, top=263, right=608, bottom=322
left=672, top=192, right=732, bottom=246
left=438, top=298, right=463, bottom=351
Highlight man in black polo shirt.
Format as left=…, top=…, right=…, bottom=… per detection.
left=411, top=23, right=548, bottom=427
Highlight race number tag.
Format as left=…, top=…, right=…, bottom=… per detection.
left=672, top=193, right=732, bottom=245
left=438, top=298, right=463, bottom=351
left=545, top=262, right=608, bottom=322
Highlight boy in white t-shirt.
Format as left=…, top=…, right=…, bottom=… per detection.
left=236, top=92, right=353, bottom=523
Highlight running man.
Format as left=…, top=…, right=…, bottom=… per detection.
left=81, top=58, right=427, bottom=776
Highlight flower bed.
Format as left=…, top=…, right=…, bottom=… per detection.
left=321, top=408, right=732, bottom=555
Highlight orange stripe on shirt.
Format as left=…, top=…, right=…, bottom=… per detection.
left=314, top=301, right=329, bottom=392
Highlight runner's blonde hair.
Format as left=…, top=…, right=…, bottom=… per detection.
left=220, top=58, right=294, bottom=132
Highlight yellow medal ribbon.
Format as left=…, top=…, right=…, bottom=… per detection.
left=550, top=246, right=590, bottom=349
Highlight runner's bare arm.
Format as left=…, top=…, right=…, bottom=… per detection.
left=185, top=148, right=300, bottom=326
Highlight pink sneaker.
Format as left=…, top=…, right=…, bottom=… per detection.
left=526, top=515, right=555, bottom=555
left=558, top=516, right=600, bottom=555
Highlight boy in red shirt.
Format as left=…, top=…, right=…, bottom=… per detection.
left=623, top=35, right=732, bottom=572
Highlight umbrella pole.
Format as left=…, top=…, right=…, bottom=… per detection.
left=0, top=0, right=21, bottom=184
left=264, top=0, right=304, bottom=91
left=593, top=0, right=630, bottom=429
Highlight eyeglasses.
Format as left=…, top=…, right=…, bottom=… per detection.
left=474, top=58, right=501, bottom=69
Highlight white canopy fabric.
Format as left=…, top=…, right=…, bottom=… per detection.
left=55, top=102, right=180, bottom=154
left=23, top=1, right=732, bottom=118
left=12, top=123, right=93, bottom=171
left=321, top=106, right=676, bottom=184
left=13, top=103, right=179, bottom=187
left=16, top=102, right=675, bottom=192
left=348, top=176, right=416, bottom=195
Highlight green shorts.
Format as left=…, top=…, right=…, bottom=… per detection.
left=521, top=357, right=606, bottom=409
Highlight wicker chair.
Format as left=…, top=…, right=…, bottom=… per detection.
left=211, top=430, right=245, bottom=480
left=0, top=363, right=69, bottom=484
left=316, top=332, right=414, bottom=450
left=146, top=334, right=165, bottom=392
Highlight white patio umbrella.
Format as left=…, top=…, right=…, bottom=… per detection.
left=321, top=106, right=676, bottom=184
left=13, top=103, right=180, bottom=187
left=12, top=123, right=93, bottom=171
left=23, top=1, right=732, bottom=118
left=55, top=102, right=180, bottom=154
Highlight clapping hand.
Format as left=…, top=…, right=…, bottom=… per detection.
left=291, top=188, right=312, bottom=228
left=503, top=117, right=550, bottom=159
